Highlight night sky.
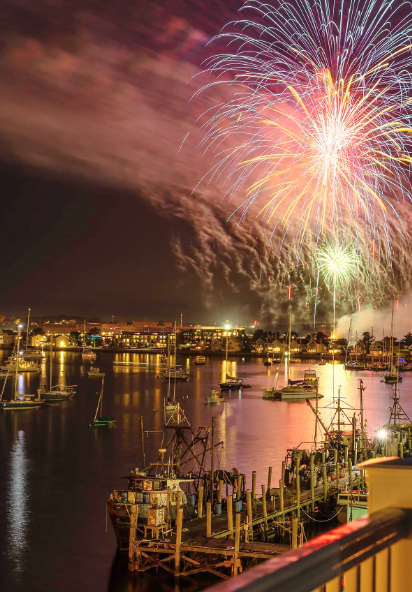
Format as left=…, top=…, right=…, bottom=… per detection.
left=0, top=0, right=409, bottom=330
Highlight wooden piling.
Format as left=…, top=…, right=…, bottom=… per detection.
left=218, top=479, right=223, bottom=503
left=128, top=504, right=138, bottom=571
left=166, top=487, right=170, bottom=524
left=227, top=495, right=234, bottom=540
left=198, top=486, right=204, bottom=518
left=292, top=516, right=298, bottom=550
left=281, top=460, right=286, bottom=484
left=237, top=475, right=243, bottom=499
left=334, top=449, right=339, bottom=491
left=322, top=452, right=327, bottom=501
left=233, top=512, right=241, bottom=577
left=279, top=479, right=284, bottom=516
left=267, top=466, right=272, bottom=493
left=246, top=489, right=252, bottom=538
left=310, top=453, right=315, bottom=513
left=400, top=442, right=404, bottom=458
left=176, top=491, right=182, bottom=512
left=206, top=502, right=212, bottom=537
left=252, top=471, right=257, bottom=500
left=262, top=485, right=268, bottom=541
left=349, top=457, right=352, bottom=489
left=296, top=455, right=301, bottom=519
left=174, top=507, right=183, bottom=576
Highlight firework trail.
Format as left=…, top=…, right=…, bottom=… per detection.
left=196, top=0, right=412, bottom=261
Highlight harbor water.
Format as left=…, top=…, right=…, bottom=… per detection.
left=0, top=351, right=408, bottom=591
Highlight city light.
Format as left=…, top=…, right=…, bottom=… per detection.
left=377, top=428, right=388, bottom=440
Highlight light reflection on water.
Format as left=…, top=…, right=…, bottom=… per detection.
left=0, top=351, right=410, bottom=592
left=7, top=430, right=29, bottom=575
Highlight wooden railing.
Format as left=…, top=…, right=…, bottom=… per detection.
left=203, top=457, right=412, bottom=592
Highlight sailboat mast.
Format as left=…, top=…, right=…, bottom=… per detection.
left=390, top=300, right=394, bottom=371
left=50, top=340, right=53, bottom=392
left=26, top=307, right=31, bottom=350
left=14, top=326, right=21, bottom=401
left=288, top=308, right=292, bottom=381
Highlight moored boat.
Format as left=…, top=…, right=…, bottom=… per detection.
left=88, top=367, right=105, bottom=377
left=205, top=389, right=225, bottom=404
left=194, top=355, right=206, bottom=365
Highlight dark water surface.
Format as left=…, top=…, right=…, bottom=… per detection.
left=0, top=351, right=409, bottom=591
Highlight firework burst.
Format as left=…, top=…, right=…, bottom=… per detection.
left=317, top=243, right=358, bottom=291
left=196, top=0, right=412, bottom=257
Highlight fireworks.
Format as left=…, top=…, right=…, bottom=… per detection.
left=317, top=243, right=358, bottom=291
left=197, top=0, right=412, bottom=256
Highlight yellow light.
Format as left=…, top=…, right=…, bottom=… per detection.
left=60, top=341, right=65, bottom=347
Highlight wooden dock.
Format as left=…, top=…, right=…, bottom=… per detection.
left=128, top=470, right=364, bottom=579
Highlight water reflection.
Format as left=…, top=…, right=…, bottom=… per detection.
left=7, top=430, right=29, bottom=574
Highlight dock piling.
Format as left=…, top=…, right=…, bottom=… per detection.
left=233, top=512, right=241, bottom=576
left=128, top=503, right=138, bottom=571
left=267, top=466, right=272, bottom=493
left=246, top=489, right=252, bottom=539
left=279, top=479, right=284, bottom=516
left=227, top=495, right=234, bottom=539
left=310, top=453, right=315, bottom=513
left=322, top=451, right=327, bottom=501
left=218, top=479, right=223, bottom=504
left=198, top=486, right=204, bottom=518
left=175, top=507, right=183, bottom=576
left=262, top=485, right=268, bottom=541
left=292, top=516, right=298, bottom=549
left=206, top=501, right=212, bottom=537
left=252, top=471, right=257, bottom=500
left=296, top=454, right=301, bottom=519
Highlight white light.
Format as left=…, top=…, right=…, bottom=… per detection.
left=225, top=324, right=231, bottom=330
left=377, top=428, right=388, bottom=440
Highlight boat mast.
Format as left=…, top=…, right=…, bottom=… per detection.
left=49, top=340, right=53, bottom=392
left=287, top=308, right=292, bottom=382
left=390, top=300, right=394, bottom=373
left=26, top=307, right=31, bottom=350
left=83, top=319, right=86, bottom=352
left=14, top=326, right=21, bottom=401
left=345, top=318, right=352, bottom=365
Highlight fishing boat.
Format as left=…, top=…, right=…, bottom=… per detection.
left=88, top=367, right=105, bottom=377
left=92, top=377, right=115, bottom=427
left=163, top=367, right=189, bottom=381
left=107, top=405, right=244, bottom=551
left=194, top=355, right=206, bottom=365
left=164, top=330, right=179, bottom=412
left=2, top=327, right=46, bottom=410
left=37, top=342, right=76, bottom=401
left=344, top=361, right=365, bottom=370
left=205, top=389, right=225, bottom=404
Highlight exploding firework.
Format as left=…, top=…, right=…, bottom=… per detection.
left=197, top=0, right=412, bottom=257
left=317, top=243, right=358, bottom=291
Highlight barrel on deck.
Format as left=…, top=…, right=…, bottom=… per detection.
left=233, top=499, right=242, bottom=513
left=214, top=501, right=222, bottom=515
left=188, top=494, right=196, bottom=506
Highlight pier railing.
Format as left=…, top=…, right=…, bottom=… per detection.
left=204, top=457, right=412, bottom=592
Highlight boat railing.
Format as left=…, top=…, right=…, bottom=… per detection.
left=202, top=457, right=412, bottom=592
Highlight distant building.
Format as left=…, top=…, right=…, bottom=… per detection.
left=52, top=335, right=71, bottom=347
left=0, top=329, right=16, bottom=347
left=30, top=333, right=48, bottom=348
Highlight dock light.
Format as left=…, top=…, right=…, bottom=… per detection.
left=377, top=428, right=388, bottom=440
left=225, top=323, right=231, bottom=330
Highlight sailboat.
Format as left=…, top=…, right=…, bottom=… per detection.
left=384, top=301, right=402, bottom=384
left=81, top=320, right=97, bottom=362
left=92, top=377, right=115, bottom=427
left=164, top=323, right=179, bottom=412
left=344, top=330, right=365, bottom=370
left=37, top=342, right=76, bottom=401
left=2, top=327, right=46, bottom=410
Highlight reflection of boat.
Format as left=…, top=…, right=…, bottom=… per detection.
left=205, top=389, right=225, bottom=404
left=289, top=357, right=301, bottom=363
left=272, top=358, right=281, bottom=364
left=92, top=377, right=115, bottom=427
left=88, top=367, right=105, bottom=377
left=194, top=356, right=206, bottom=365
left=37, top=342, right=76, bottom=401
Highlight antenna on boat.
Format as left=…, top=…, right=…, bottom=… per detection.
left=388, top=381, right=411, bottom=426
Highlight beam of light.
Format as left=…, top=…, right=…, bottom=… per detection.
left=196, top=0, right=412, bottom=260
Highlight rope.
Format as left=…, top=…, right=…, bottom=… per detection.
left=300, top=504, right=343, bottom=522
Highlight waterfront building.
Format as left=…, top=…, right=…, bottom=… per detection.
left=0, top=329, right=16, bottom=347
